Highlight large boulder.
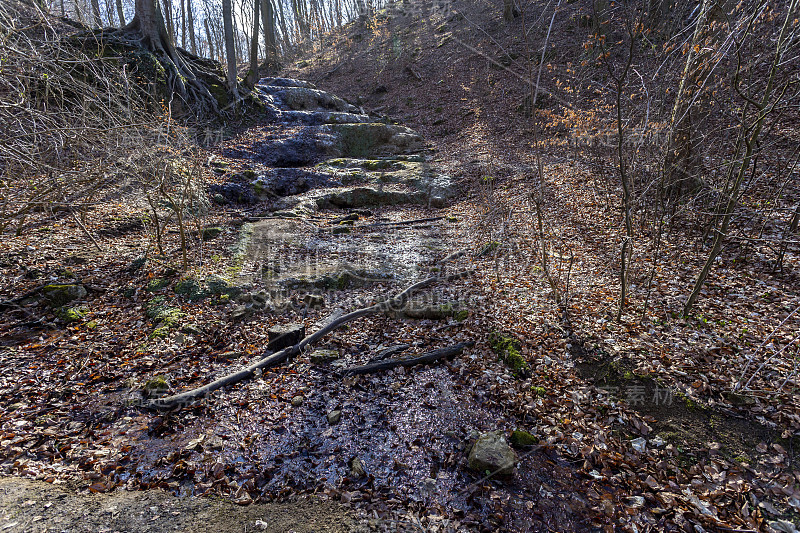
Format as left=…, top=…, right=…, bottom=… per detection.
left=267, top=323, right=305, bottom=351
left=41, top=284, right=87, bottom=307
left=322, top=123, right=423, bottom=157
left=468, top=431, right=517, bottom=477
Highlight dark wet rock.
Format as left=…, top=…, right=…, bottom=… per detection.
left=233, top=128, right=339, bottom=167
left=321, top=187, right=423, bottom=209
left=281, top=269, right=392, bottom=291
left=41, top=284, right=87, bottom=307
left=253, top=168, right=340, bottom=197
left=322, top=123, right=422, bottom=157
left=208, top=183, right=257, bottom=204
left=268, top=323, right=305, bottom=351
left=468, top=431, right=517, bottom=476
left=327, top=410, right=342, bottom=425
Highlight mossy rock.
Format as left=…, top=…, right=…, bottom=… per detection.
left=323, top=187, right=423, bottom=208
left=331, top=226, right=351, bottom=235
left=489, top=332, right=530, bottom=378
left=142, top=376, right=169, bottom=398
left=206, top=276, right=242, bottom=298
left=201, top=226, right=224, bottom=241
left=41, top=284, right=87, bottom=307
left=127, top=257, right=147, bottom=272
left=55, top=306, right=86, bottom=323
left=120, top=285, right=137, bottom=299
left=145, top=297, right=184, bottom=328
left=206, top=80, right=229, bottom=107
left=174, top=277, right=208, bottom=301
left=510, top=430, right=538, bottom=447
left=146, top=278, right=170, bottom=292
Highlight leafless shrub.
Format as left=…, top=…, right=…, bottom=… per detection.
left=0, top=0, right=169, bottom=235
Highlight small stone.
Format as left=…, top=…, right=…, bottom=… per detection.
left=349, top=457, right=366, bottom=477
left=624, top=496, right=645, bottom=509
left=268, top=323, right=305, bottom=351
left=180, top=324, right=203, bottom=336
left=310, top=349, right=339, bottom=364
left=231, top=305, right=253, bottom=319
left=327, top=410, right=342, bottom=425
left=291, top=395, right=304, bottom=407
left=303, top=294, right=325, bottom=308
left=467, top=431, right=517, bottom=477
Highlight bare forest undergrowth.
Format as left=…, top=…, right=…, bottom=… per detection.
left=1, top=0, right=800, bottom=532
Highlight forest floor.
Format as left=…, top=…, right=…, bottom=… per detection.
left=1, top=1, right=799, bottom=532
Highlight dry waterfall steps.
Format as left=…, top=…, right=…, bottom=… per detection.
left=214, top=77, right=461, bottom=303
left=156, top=78, right=470, bottom=408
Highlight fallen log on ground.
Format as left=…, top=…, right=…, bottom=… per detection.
left=343, top=342, right=474, bottom=375
left=144, top=270, right=472, bottom=410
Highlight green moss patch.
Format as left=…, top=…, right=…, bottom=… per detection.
left=146, top=278, right=170, bottom=292
left=55, top=306, right=86, bottom=323
left=510, top=430, right=539, bottom=447
left=490, top=332, right=530, bottom=378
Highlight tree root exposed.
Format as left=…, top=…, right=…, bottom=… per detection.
left=72, top=28, right=226, bottom=117
left=145, top=271, right=472, bottom=410
left=342, top=342, right=474, bottom=375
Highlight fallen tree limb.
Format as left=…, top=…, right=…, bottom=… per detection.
left=344, top=342, right=474, bottom=375
left=144, top=270, right=473, bottom=410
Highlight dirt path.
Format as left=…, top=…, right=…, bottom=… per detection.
left=0, top=477, right=362, bottom=533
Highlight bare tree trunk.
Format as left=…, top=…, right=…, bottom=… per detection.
left=187, top=0, right=196, bottom=53
left=261, top=0, right=278, bottom=69
left=246, top=0, right=260, bottom=87
left=204, top=16, right=215, bottom=59
left=162, top=0, right=175, bottom=43
left=180, top=0, right=186, bottom=48
left=74, top=0, right=86, bottom=24
left=275, top=0, right=290, bottom=49
left=222, top=0, right=238, bottom=96
left=116, top=0, right=125, bottom=25
left=90, top=0, right=102, bottom=26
